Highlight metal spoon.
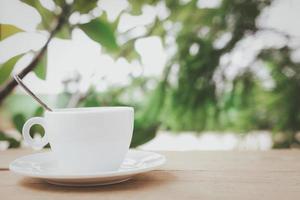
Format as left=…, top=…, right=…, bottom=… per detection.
left=13, top=75, right=53, bottom=112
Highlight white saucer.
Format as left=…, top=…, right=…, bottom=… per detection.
left=9, top=150, right=165, bottom=186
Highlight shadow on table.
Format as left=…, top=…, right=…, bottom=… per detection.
left=18, top=171, right=175, bottom=193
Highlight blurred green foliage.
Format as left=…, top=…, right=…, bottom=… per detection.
left=0, top=55, right=24, bottom=84
left=0, top=0, right=299, bottom=149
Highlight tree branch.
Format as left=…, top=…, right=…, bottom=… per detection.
left=0, top=6, right=68, bottom=105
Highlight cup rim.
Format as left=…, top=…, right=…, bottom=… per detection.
left=47, top=106, right=134, bottom=114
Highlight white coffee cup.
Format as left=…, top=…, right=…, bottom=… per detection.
left=22, top=107, right=134, bottom=173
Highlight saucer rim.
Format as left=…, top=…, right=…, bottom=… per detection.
left=9, top=150, right=166, bottom=179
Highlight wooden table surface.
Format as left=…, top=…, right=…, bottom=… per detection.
left=0, top=149, right=300, bottom=200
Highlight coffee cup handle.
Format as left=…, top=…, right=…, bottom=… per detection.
left=22, top=117, right=48, bottom=149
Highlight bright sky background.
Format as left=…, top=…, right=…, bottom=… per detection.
left=0, top=0, right=299, bottom=95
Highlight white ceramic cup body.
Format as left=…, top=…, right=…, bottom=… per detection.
left=22, top=107, right=134, bottom=173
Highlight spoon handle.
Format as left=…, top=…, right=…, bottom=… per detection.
left=14, top=75, right=53, bottom=112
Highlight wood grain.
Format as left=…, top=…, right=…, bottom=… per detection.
left=0, top=149, right=300, bottom=200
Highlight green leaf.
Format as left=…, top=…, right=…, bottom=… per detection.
left=53, top=0, right=65, bottom=7
left=79, top=18, right=118, bottom=51
left=0, top=54, right=23, bottom=85
left=130, top=117, right=159, bottom=147
left=0, top=24, right=24, bottom=41
left=21, top=0, right=55, bottom=30
left=34, top=51, right=47, bottom=80
left=55, top=25, right=72, bottom=39
left=12, top=113, right=26, bottom=134
left=73, top=0, right=98, bottom=14
left=33, top=106, right=45, bottom=117
left=127, top=0, right=143, bottom=15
